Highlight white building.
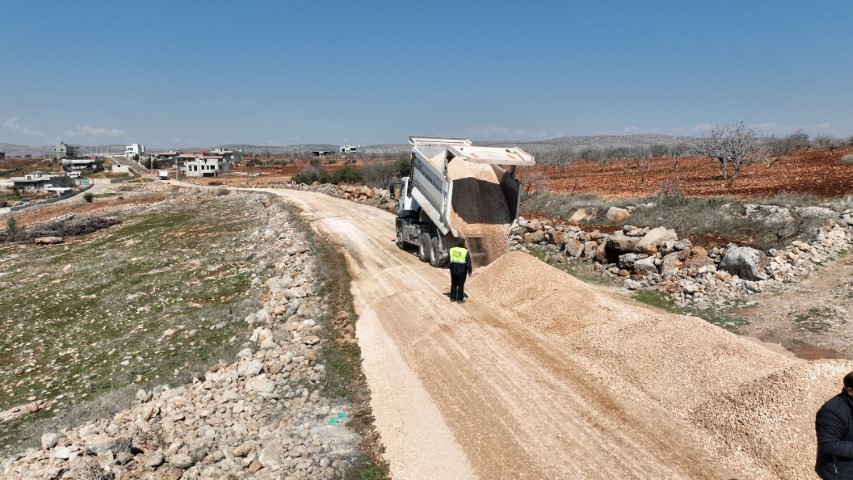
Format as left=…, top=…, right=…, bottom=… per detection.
left=125, top=144, right=145, bottom=157
left=183, top=155, right=230, bottom=177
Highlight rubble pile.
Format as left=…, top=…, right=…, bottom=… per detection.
left=511, top=205, right=853, bottom=309
left=1, top=197, right=360, bottom=480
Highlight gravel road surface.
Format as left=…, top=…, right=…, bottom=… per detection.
left=228, top=184, right=849, bottom=479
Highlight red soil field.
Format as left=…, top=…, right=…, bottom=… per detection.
left=522, top=146, right=853, bottom=200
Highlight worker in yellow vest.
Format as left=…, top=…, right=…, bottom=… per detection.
left=448, top=237, right=473, bottom=303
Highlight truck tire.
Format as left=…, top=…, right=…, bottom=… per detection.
left=396, top=223, right=405, bottom=249
left=418, top=233, right=430, bottom=262
left=429, top=236, right=444, bottom=267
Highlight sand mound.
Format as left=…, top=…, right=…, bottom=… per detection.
left=468, top=251, right=627, bottom=333
left=447, top=160, right=511, bottom=266
left=472, top=251, right=796, bottom=412
left=469, top=250, right=850, bottom=478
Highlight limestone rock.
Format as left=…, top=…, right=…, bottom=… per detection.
left=605, top=206, right=631, bottom=223
left=633, top=256, right=658, bottom=275
left=636, top=227, right=678, bottom=254
left=720, top=246, right=768, bottom=281
left=568, top=208, right=598, bottom=223
left=563, top=238, right=584, bottom=258
left=34, top=236, right=64, bottom=245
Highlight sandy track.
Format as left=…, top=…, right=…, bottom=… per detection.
left=251, top=186, right=846, bottom=479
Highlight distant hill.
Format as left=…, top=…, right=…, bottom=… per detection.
left=478, top=133, right=702, bottom=153
left=1, top=134, right=702, bottom=159
left=0, top=143, right=126, bottom=157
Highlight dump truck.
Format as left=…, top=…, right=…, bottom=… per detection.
left=394, top=136, right=535, bottom=267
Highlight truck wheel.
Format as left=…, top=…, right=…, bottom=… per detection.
left=418, top=233, right=430, bottom=262
left=396, top=224, right=405, bottom=249
left=429, top=236, right=443, bottom=267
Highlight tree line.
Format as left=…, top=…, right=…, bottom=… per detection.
left=533, top=126, right=853, bottom=186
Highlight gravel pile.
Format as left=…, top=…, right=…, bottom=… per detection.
left=447, top=160, right=512, bottom=266
left=471, top=250, right=845, bottom=479
left=691, top=360, right=853, bottom=479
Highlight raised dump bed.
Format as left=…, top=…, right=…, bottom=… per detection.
left=394, top=136, right=535, bottom=267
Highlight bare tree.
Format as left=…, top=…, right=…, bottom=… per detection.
left=650, top=144, right=669, bottom=158
left=696, top=123, right=767, bottom=186
left=521, top=168, right=548, bottom=196
left=669, top=143, right=689, bottom=168
left=813, top=135, right=842, bottom=150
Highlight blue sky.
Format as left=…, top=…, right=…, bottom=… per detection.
left=1, top=0, right=851, bottom=148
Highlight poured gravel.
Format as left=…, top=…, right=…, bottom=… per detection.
left=447, top=159, right=512, bottom=266
left=470, top=251, right=852, bottom=479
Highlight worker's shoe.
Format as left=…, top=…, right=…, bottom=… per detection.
left=449, top=297, right=456, bottom=302
left=457, top=299, right=464, bottom=304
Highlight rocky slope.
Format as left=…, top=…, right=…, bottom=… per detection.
left=1, top=190, right=361, bottom=479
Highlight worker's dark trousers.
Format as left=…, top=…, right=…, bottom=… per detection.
left=450, top=273, right=467, bottom=301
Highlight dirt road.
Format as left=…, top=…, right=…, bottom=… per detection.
left=242, top=186, right=849, bottom=479
left=737, top=253, right=853, bottom=360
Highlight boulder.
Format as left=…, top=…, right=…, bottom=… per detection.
left=632, top=256, right=658, bottom=275
left=797, top=206, right=838, bottom=220
left=685, top=245, right=714, bottom=269
left=524, top=230, right=546, bottom=244
left=660, top=252, right=683, bottom=276
left=745, top=204, right=794, bottom=226
left=605, top=207, right=631, bottom=223
left=636, top=227, right=678, bottom=254
left=606, top=233, right=642, bottom=254
left=582, top=241, right=598, bottom=259
left=523, top=219, right=543, bottom=232
left=563, top=238, right=584, bottom=258
left=34, top=236, right=64, bottom=245
left=41, top=432, right=59, bottom=449
left=719, top=246, right=768, bottom=281
left=618, top=253, right=647, bottom=270
left=568, top=208, right=598, bottom=223
left=84, top=435, right=131, bottom=455
left=594, top=241, right=607, bottom=263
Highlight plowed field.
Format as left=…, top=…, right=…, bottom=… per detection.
left=524, top=147, right=853, bottom=200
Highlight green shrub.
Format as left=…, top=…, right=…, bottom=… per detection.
left=5, top=216, right=17, bottom=236
left=521, top=191, right=610, bottom=222
left=83, top=192, right=94, bottom=203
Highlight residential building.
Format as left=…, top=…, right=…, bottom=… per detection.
left=182, top=154, right=230, bottom=177
left=61, top=158, right=103, bottom=172
left=53, top=141, right=79, bottom=159
left=125, top=144, right=145, bottom=158
left=209, top=148, right=244, bottom=162
left=9, top=172, right=73, bottom=193
left=340, top=144, right=360, bottom=154
left=153, top=150, right=180, bottom=160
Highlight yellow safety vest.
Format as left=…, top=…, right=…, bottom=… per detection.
left=449, top=246, right=468, bottom=263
